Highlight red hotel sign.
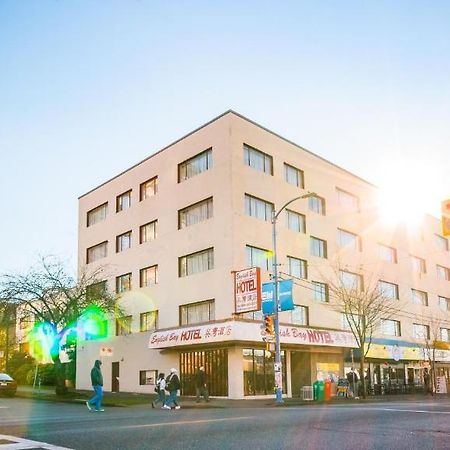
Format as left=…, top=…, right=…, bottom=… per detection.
left=234, top=267, right=262, bottom=313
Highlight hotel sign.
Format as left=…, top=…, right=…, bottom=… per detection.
left=234, top=268, right=262, bottom=313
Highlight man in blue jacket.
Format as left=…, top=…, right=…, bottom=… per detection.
left=86, top=360, right=104, bottom=412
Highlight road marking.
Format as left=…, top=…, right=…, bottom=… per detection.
left=124, top=416, right=256, bottom=429
left=369, top=407, right=450, bottom=415
left=0, top=434, right=73, bottom=449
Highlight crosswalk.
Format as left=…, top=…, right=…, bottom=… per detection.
left=0, top=434, right=73, bottom=450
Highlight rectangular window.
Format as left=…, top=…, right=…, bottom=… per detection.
left=140, top=220, right=157, bottom=244
left=378, top=244, right=397, bottom=263
left=245, top=194, right=273, bottom=222
left=116, top=231, right=131, bottom=253
left=178, top=148, right=213, bottom=182
left=179, top=248, right=214, bottom=277
left=381, top=319, right=401, bottom=337
left=180, top=299, right=215, bottom=325
left=310, top=237, right=327, bottom=258
left=116, top=190, right=131, bottom=212
left=336, top=188, right=359, bottom=212
left=116, top=316, right=132, bottom=336
left=439, top=296, right=450, bottom=311
left=435, top=234, right=449, bottom=252
left=291, top=305, right=308, bottom=325
left=308, top=195, right=325, bottom=215
left=140, top=311, right=158, bottom=332
left=312, top=281, right=329, bottom=302
left=412, top=289, right=428, bottom=306
left=437, top=265, right=450, bottom=281
left=87, top=202, right=108, bottom=227
left=286, top=210, right=306, bottom=233
left=411, top=256, right=426, bottom=274
left=340, top=270, right=363, bottom=290
left=377, top=280, right=399, bottom=300
left=243, top=144, right=273, bottom=175
left=86, top=241, right=108, bottom=264
left=287, top=256, right=307, bottom=279
left=179, top=197, right=213, bottom=229
left=140, top=176, right=158, bottom=201
left=116, top=273, right=132, bottom=293
left=284, top=163, right=304, bottom=188
left=86, top=280, right=107, bottom=301
left=341, top=313, right=361, bottom=331
left=140, top=265, right=158, bottom=287
left=337, top=229, right=361, bottom=251
left=246, top=245, right=273, bottom=271
left=413, top=323, right=430, bottom=340
left=441, top=328, right=450, bottom=342
left=139, top=369, right=157, bottom=386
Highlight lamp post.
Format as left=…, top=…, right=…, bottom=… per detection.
left=272, top=192, right=316, bottom=404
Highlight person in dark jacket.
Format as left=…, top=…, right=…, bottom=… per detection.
left=152, top=372, right=166, bottom=408
left=162, top=368, right=181, bottom=410
left=195, top=366, right=209, bottom=403
left=86, top=360, right=104, bottom=412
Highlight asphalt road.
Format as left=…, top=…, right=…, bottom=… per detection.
left=2, top=397, right=450, bottom=450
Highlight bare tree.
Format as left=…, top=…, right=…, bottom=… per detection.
left=0, top=256, right=117, bottom=395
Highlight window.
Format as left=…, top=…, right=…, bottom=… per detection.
left=284, top=163, right=304, bottom=188
left=310, top=237, right=327, bottom=258
left=337, top=229, right=361, bottom=251
left=378, top=244, right=397, bottom=263
left=381, top=319, right=401, bottom=337
left=116, top=190, right=131, bottom=212
left=312, top=281, right=329, bottom=302
left=178, top=148, right=213, bottom=182
left=246, top=245, right=272, bottom=271
left=139, top=370, right=157, bottom=386
left=179, top=248, right=214, bottom=277
left=179, top=197, right=213, bottom=229
left=336, top=188, right=359, bottom=212
left=86, top=241, right=107, bottom=264
left=291, top=305, right=308, bottom=325
left=286, top=210, right=306, bottom=233
left=140, top=220, right=157, bottom=244
left=287, top=256, right=307, bottom=279
left=242, top=310, right=264, bottom=321
left=340, top=270, right=363, bottom=290
left=140, top=311, right=158, bottom=332
left=140, top=265, right=158, bottom=287
left=86, top=280, right=107, bottom=301
left=116, top=273, right=132, bottom=293
left=412, top=289, right=428, bottom=306
left=116, top=316, right=132, bottom=336
left=308, top=195, right=325, bottom=215
left=341, top=313, right=361, bottom=331
left=435, top=234, right=449, bottom=252
left=411, top=256, right=426, bottom=274
left=441, top=328, right=450, bottom=342
left=243, top=144, right=273, bottom=175
left=413, top=323, right=430, bottom=340
left=140, top=177, right=158, bottom=201
left=439, top=296, right=450, bottom=311
left=87, top=203, right=108, bottom=227
left=377, top=281, right=399, bottom=300
left=180, top=299, right=215, bottom=325
left=245, top=194, right=273, bottom=222
left=437, top=265, right=450, bottom=281
left=116, top=231, right=131, bottom=253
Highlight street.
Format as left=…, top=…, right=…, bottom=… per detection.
left=2, top=397, right=450, bottom=449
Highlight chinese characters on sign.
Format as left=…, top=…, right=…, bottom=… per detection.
left=234, top=267, right=262, bottom=313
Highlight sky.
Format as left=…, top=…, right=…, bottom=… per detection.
left=0, top=0, right=449, bottom=274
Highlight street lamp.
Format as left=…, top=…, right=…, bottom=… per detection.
left=272, top=192, right=316, bottom=404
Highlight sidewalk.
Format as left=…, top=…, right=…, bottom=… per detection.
left=14, top=385, right=448, bottom=409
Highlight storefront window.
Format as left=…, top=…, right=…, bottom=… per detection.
left=243, top=348, right=287, bottom=395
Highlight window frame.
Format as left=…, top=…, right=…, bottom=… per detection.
left=116, top=230, right=132, bottom=253
left=116, top=273, right=132, bottom=294
left=87, top=202, right=108, bottom=227
left=312, top=281, right=329, bottom=302
left=413, top=323, right=430, bottom=340
left=179, top=247, right=214, bottom=277
left=286, top=209, right=306, bottom=233
left=381, top=319, right=401, bottom=337
left=140, top=311, right=158, bottom=332
left=139, top=176, right=158, bottom=201
left=243, top=144, right=273, bottom=175
left=310, top=236, right=327, bottom=258
left=377, top=280, right=399, bottom=300
left=116, top=190, right=132, bottom=213
left=86, top=241, right=108, bottom=264
left=336, top=188, right=360, bottom=212
left=378, top=243, right=398, bottom=263
left=411, top=288, right=428, bottom=306
left=287, top=256, right=308, bottom=279
left=140, top=220, right=158, bottom=244
left=244, top=193, right=273, bottom=222
left=308, top=195, right=326, bottom=215
left=178, top=148, right=213, bottom=183
left=140, top=265, right=158, bottom=287
left=115, top=315, right=132, bottom=336
left=337, top=228, right=361, bottom=251
left=179, top=197, right=213, bottom=229
left=179, top=299, right=215, bottom=326
left=284, top=163, right=304, bottom=188
left=246, top=245, right=273, bottom=271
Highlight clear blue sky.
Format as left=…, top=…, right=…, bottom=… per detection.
left=1, top=1, right=449, bottom=273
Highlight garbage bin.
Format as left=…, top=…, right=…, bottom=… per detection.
left=313, top=380, right=320, bottom=400
left=324, top=380, right=332, bottom=401
left=301, top=386, right=313, bottom=401
left=317, top=380, right=325, bottom=401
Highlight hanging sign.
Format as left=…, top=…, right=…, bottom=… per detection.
left=262, top=279, right=294, bottom=314
left=234, top=268, right=262, bottom=313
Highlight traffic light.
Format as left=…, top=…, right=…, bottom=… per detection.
left=264, top=315, right=274, bottom=335
left=442, top=199, right=450, bottom=237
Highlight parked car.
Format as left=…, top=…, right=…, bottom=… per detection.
left=0, top=373, right=17, bottom=396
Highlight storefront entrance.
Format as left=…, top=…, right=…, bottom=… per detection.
left=179, top=349, right=228, bottom=396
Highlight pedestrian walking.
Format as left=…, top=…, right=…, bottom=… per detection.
left=86, top=360, right=104, bottom=412
left=152, top=373, right=166, bottom=408
left=162, top=368, right=181, bottom=410
left=195, top=366, right=209, bottom=403
left=346, top=368, right=359, bottom=397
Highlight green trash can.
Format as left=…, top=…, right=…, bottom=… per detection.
left=313, top=380, right=320, bottom=401
left=317, top=380, right=325, bottom=401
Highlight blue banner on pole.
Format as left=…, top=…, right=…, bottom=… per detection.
left=261, top=279, right=294, bottom=315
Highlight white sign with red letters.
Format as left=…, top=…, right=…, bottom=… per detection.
left=234, top=267, right=262, bottom=313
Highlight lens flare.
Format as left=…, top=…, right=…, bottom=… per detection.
left=27, top=322, right=56, bottom=363
left=78, top=304, right=109, bottom=341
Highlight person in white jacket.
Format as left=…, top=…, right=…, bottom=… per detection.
left=152, top=372, right=166, bottom=408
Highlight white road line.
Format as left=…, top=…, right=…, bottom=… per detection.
left=368, top=408, right=450, bottom=415
left=0, top=434, right=73, bottom=449
left=124, top=416, right=256, bottom=429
